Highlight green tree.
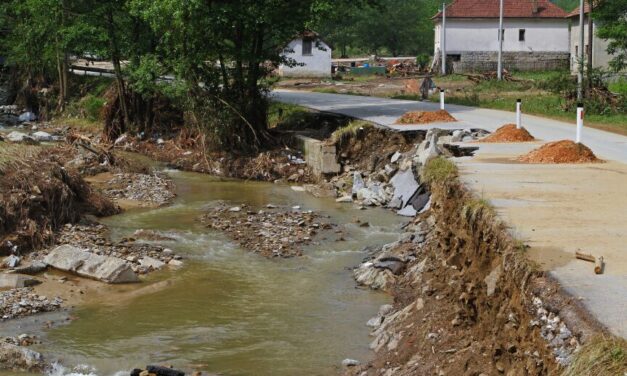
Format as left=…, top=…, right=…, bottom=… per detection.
left=594, top=0, right=627, bottom=71
left=129, top=0, right=352, bottom=152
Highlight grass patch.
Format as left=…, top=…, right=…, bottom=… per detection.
left=268, top=102, right=311, bottom=128
left=421, top=156, right=458, bottom=185
left=0, top=142, right=41, bottom=173
left=330, top=120, right=373, bottom=143
left=50, top=117, right=103, bottom=134
left=563, top=336, right=627, bottom=376
left=461, top=197, right=494, bottom=223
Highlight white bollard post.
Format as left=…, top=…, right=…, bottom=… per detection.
left=576, top=103, right=584, bottom=143
left=516, top=99, right=522, bottom=129
left=440, top=88, right=445, bottom=110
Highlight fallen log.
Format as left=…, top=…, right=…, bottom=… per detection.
left=575, top=251, right=595, bottom=263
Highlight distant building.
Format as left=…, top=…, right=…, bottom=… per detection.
left=433, top=0, right=570, bottom=73
left=566, top=4, right=616, bottom=73
left=279, top=31, right=332, bottom=78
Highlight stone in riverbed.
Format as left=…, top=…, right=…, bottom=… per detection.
left=31, top=131, right=52, bottom=142
left=3, top=255, right=21, bottom=268
left=43, top=245, right=139, bottom=284
left=12, top=261, right=47, bottom=275
left=6, top=131, right=38, bottom=145
left=342, top=358, right=361, bottom=367
left=140, top=256, right=166, bottom=270
left=0, top=342, right=45, bottom=372
left=0, top=273, right=41, bottom=289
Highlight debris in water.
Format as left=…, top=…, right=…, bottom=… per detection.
left=479, top=124, right=535, bottom=143
left=200, top=204, right=334, bottom=258
left=517, top=140, right=602, bottom=164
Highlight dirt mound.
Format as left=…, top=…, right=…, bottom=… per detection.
left=480, top=124, right=535, bottom=143
left=518, top=140, right=602, bottom=164
left=395, top=110, right=456, bottom=125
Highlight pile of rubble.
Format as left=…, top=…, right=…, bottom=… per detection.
left=103, top=173, right=176, bottom=207
left=201, top=204, right=334, bottom=258
left=332, top=128, right=483, bottom=216
left=0, top=288, right=63, bottom=321
left=35, top=223, right=183, bottom=276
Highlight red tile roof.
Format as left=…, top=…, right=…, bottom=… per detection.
left=566, top=3, right=591, bottom=18
left=433, top=0, right=568, bottom=19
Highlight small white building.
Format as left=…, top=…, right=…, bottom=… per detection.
left=567, top=4, right=616, bottom=73
left=279, top=32, right=332, bottom=78
left=433, top=0, right=570, bottom=72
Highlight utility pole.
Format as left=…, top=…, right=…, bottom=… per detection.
left=587, top=0, right=594, bottom=93
left=497, top=0, right=504, bottom=80
left=577, top=0, right=585, bottom=101
left=441, top=2, right=447, bottom=75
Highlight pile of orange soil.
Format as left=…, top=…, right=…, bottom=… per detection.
left=395, top=110, right=456, bottom=125
left=480, top=124, right=535, bottom=143
left=518, top=140, right=602, bottom=164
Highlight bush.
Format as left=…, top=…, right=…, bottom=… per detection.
left=80, top=95, right=106, bottom=121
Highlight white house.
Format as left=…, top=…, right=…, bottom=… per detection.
left=566, top=4, right=616, bottom=73
left=279, top=32, right=332, bottom=78
left=433, top=0, right=570, bottom=73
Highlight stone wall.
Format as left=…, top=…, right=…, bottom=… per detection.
left=452, top=51, right=570, bottom=73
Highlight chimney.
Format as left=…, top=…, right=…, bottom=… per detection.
left=532, top=0, right=539, bottom=14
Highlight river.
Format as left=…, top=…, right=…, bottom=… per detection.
left=2, top=168, right=405, bottom=376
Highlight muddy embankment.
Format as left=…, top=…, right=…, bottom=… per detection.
left=335, top=151, right=610, bottom=373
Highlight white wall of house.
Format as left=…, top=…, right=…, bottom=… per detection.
left=569, top=16, right=614, bottom=73
left=279, top=38, right=332, bottom=78
left=434, top=18, right=570, bottom=54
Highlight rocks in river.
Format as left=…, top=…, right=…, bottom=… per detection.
left=12, top=261, right=47, bottom=275
left=6, top=131, right=38, bottom=144
left=131, top=365, right=185, bottom=376
left=103, top=173, right=175, bottom=207
left=31, top=131, right=53, bottom=142
left=2, top=255, right=21, bottom=268
left=342, top=358, right=361, bottom=367
left=0, top=288, right=63, bottom=321
left=18, top=112, right=37, bottom=122
left=201, top=204, right=334, bottom=258
left=46, top=224, right=183, bottom=276
left=44, top=245, right=139, bottom=284
left=0, top=341, right=45, bottom=372
left=0, top=273, right=41, bottom=289
left=139, top=256, right=166, bottom=270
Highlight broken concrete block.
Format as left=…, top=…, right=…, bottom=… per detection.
left=390, top=151, right=402, bottom=163
left=44, top=245, right=139, bottom=284
left=397, top=206, right=417, bottom=217
left=352, top=172, right=365, bottom=196
left=390, top=169, right=419, bottom=209
left=0, top=273, right=41, bottom=289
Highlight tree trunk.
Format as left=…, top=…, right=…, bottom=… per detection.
left=106, top=8, right=130, bottom=131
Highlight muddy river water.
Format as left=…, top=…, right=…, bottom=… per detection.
left=3, top=169, right=405, bottom=376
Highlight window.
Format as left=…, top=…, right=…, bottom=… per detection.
left=498, top=29, right=505, bottom=41
left=519, top=29, right=526, bottom=41
left=302, top=39, right=313, bottom=56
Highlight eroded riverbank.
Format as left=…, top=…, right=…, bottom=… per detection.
left=2, top=168, right=406, bottom=375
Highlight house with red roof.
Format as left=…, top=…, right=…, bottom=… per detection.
left=433, top=0, right=570, bottom=73
left=566, top=4, right=616, bottom=73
